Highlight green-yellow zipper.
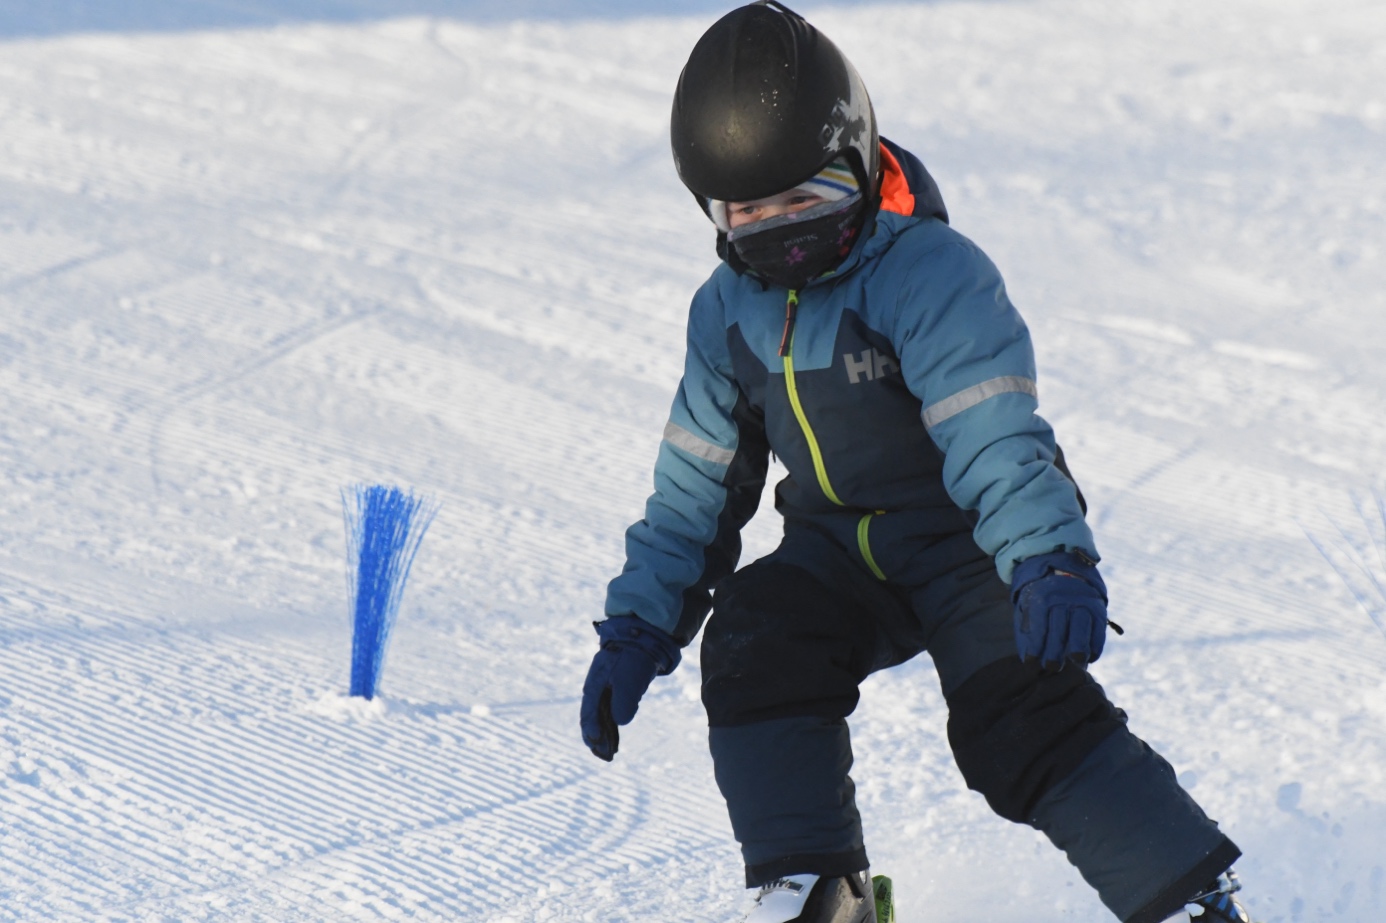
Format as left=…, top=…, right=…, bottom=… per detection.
left=781, top=291, right=887, bottom=581
left=781, top=291, right=845, bottom=507
left=856, top=512, right=887, bottom=581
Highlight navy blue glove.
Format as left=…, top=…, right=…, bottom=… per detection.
left=580, top=616, right=681, bottom=762
left=1010, top=551, right=1109, bottom=670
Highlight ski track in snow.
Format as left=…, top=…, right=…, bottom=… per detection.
left=0, top=576, right=726, bottom=921
left=1, top=2, right=1385, bottom=921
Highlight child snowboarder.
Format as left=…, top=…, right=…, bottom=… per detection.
left=580, top=4, right=1259, bottom=922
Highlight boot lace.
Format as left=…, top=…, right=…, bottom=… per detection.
left=755, top=878, right=807, bottom=901
left=1188, top=870, right=1252, bottom=922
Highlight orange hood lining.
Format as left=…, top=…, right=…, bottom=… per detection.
left=877, top=143, right=915, bottom=217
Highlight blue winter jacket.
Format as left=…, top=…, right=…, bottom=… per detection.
left=607, top=139, right=1098, bottom=645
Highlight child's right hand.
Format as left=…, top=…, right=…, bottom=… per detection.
left=579, top=616, right=681, bottom=761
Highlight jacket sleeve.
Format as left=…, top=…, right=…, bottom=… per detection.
left=891, top=237, right=1098, bottom=583
left=604, top=280, right=770, bottom=645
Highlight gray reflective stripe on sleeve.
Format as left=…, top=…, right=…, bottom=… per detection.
left=663, top=421, right=736, bottom=466
left=921, top=376, right=1038, bottom=428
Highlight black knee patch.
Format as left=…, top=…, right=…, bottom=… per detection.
left=702, top=561, right=871, bottom=727
left=945, top=658, right=1127, bottom=823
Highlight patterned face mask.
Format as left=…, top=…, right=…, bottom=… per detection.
left=727, top=193, right=865, bottom=290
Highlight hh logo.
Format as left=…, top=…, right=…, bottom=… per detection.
left=843, top=348, right=899, bottom=384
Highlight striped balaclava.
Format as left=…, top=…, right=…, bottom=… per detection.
left=707, top=157, right=861, bottom=233
left=711, top=156, right=868, bottom=290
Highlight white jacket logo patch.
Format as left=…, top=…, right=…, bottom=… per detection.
left=844, top=348, right=899, bottom=384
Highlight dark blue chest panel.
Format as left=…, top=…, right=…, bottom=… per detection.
left=727, top=309, right=956, bottom=518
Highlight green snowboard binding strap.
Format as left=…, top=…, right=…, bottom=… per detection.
left=871, top=875, right=894, bottom=923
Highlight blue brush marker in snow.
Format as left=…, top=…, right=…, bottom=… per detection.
left=342, top=484, right=440, bottom=699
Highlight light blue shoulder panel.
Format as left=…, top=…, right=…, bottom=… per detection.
left=878, top=219, right=1098, bottom=582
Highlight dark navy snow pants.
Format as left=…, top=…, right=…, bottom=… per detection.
left=701, top=523, right=1239, bottom=923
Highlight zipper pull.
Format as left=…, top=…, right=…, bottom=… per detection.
left=777, top=290, right=799, bottom=358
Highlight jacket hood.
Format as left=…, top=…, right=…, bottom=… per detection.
left=877, top=136, right=948, bottom=224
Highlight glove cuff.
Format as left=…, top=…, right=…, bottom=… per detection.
left=1011, top=550, right=1107, bottom=603
left=594, top=615, right=682, bottom=676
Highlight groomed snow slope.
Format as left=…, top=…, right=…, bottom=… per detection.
left=0, top=2, right=1383, bottom=920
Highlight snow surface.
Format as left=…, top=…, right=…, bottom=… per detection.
left=1, top=1, right=1384, bottom=920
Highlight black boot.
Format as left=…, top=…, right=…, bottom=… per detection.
left=742, top=871, right=875, bottom=923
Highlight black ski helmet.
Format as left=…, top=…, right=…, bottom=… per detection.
left=671, top=2, right=879, bottom=208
